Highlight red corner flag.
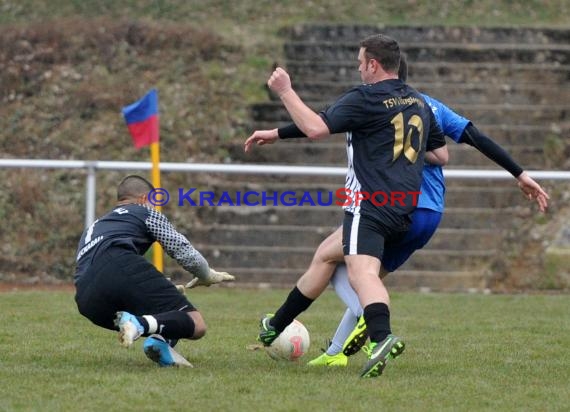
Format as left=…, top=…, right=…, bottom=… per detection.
left=122, top=89, right=159, bottom=148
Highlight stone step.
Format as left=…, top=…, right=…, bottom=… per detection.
left=422, top=228, right=502, bottom=250
left=292, top=81, right=569, bottom=106
left=192, top=225, right=334, bottom=248
left=196, top=205, right=521, bottom=230
left=203, top=266, right=488, bottom=291
left=238, top=124, right=566, bottom=148
left=283, top=41, right=570, bottom=65
left=192, top=225, right=501, bottom=251
left=187, top=171, right=346, bottom=186
left=186, top=174, right=546, bottom=209
left=282, top=24, right=570, bottom=45
left=231, top=139, right=345, bottom=165
left=250, top=101, right=566, bottom=124
left=285, top=61, right=570, bottom=85
left=399, top=249, right=493, bottom=271
left=446, top=144, right=544, bottom=170
left=445, top=187, right=527, bottom=209
left=196, top=244, right=493, bottom=273
left=383, top=270, right=488, bottom=292
left=183, top=172, right=538, bottom=210
left=440, top=207, right=531, bottom=229
left=200, top=181, right=526, bottom=209
left=229, top=138, right=545, bottom=168
left=184, top=164, right=544, bottom=187
left=461, top=106, right=567, bottom=124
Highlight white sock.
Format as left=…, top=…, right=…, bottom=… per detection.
left=330, top=264, right=363, bottom=317
left=326, top=308, right=357, bottom=355
left=326, top=264, right=364, bottom=355
left=143, top=315, right=158, bottom=334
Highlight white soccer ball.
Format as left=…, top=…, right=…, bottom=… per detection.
left=265, top=319, right=310, bottom=361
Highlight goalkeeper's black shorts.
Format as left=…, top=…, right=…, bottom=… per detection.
left=74, top=248, right=196, bottom=331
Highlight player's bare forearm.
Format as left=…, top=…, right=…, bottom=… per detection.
left=425, top=146, right=448, bottom=166
left=268, top=67, right=330, bottom=139
left=278, top=89, right=330, bottom=139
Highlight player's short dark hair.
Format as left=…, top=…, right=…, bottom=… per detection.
left=398, top=52, right=408, bottom=82
left=360, top=34, right=400, bottom=74
left=117, top=175, right=154, bottom=201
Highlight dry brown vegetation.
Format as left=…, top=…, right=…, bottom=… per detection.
left=0, top=18, right=244, bottom=160
left=0, top=18, right=252, bottom=282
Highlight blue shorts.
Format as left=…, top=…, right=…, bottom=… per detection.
left=381, top=208, right=442, bottom=273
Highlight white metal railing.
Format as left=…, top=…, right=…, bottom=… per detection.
left=1, top=158, right=569, bottom=227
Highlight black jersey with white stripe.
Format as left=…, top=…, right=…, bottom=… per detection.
left=320, top=78, right=445, bottom=223
left=74, top=203, right=209, bottom=283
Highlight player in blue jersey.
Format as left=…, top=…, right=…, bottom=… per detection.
left=304, top=54, right=550, bottom=367
left=74, top=175, right=234, bottom=367
left=245, top=52, right=549, bottom=370
left=245, top=34, right=449, bottom=378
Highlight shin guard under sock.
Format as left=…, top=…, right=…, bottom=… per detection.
left=363, top=302, right=391, bottom=343
left=271, top=286, right=313, bottom=332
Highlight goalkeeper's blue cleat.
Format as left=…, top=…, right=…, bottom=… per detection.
left=258, top=314, right=279, bottom=346
left=360, top=334, right=405, bottom=378
left=307, top=352, right=348, bottom=367
left=342, top=315, right=368, bottom=357
left=143, top=335, right=193, bottom=367
left=114, top=311, right=144, bottom=348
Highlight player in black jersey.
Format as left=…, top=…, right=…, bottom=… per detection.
left=245, top=34, right=447, bottom=378
left=73, top=175, right=234, bottom=367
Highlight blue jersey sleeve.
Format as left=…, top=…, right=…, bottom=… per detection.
left=422, top=94, right=470, bottom=143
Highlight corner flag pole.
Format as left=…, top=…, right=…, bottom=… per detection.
left=150, top=141, right=164, bottom=272
left=121, top=88, right=163, bottom=272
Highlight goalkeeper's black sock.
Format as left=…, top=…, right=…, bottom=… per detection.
left=271, top=286, right=313, bottom=332
left=135, top=315, right=150, bottom=333
left=142, top=311, right=195, bottom=340
left=363, top=302, right=391, bottom=343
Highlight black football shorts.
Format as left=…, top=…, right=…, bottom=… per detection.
left=342, top=211, right=409, bottom=260
left=75, top=248, right=195, bottom=331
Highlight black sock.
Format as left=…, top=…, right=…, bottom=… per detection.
left=271, top=286, right=313, bottom=332
left=145, top=311, right=195, bottom=340
left=363, top=302, right=391, bottom=343
left=136, top=316, right=149, bottom=332
left=166, top=338, right=179, bottom=348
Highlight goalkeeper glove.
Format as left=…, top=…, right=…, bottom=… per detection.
left=185, top=268, right=235, bottom=289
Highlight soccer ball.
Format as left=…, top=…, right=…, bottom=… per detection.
left=265, top=319, right=310, bottom=361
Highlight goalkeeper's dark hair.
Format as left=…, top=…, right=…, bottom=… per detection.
left=398, top=52, right=408, bottom=82
left=117, top=175, right=154, bottom=201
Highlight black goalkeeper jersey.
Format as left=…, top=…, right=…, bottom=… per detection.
left=320, top=78, right=445, bottom=224
left=74, top=203, right=209, bottom=283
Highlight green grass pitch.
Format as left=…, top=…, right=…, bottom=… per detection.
left=0, top=288, right=568, bottom=411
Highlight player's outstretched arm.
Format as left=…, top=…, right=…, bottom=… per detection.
left=460, top=124, right=549, bottom=212
left=145, top=207, right=211, bottom=278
